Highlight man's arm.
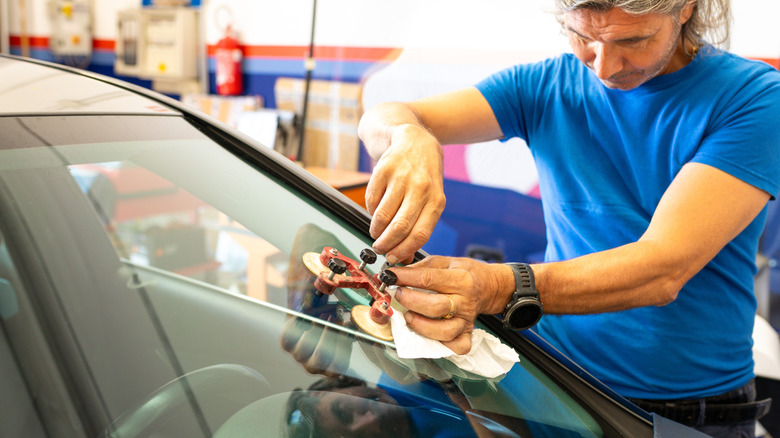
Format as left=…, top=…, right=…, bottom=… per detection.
left=533, top=162, right=770, bottom=313
left=391, top=162, right=771, bottom=354
left=358, top=87, right=504, bottom=264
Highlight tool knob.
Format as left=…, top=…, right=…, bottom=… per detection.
left=360, top=248, right=377, bottom=264
left=328, top=258, right=347, bottom=275
left=378, top=270, right=397, bottom=286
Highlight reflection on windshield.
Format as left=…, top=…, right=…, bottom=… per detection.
left=67, top=154, right=604, bottom=437
left=0, top=115, right=606, bottom=437
left=70, top=161, right=283, bottom=301
left=285, top=376, right=472, bottom=438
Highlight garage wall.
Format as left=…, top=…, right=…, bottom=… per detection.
left=4, top=1, right=779, bottom=92
left=4, top=1, right=780, bottom=272
left=3, top=0, right=779, bottom=186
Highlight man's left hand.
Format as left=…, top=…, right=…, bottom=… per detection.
left=389, top=256, right=516, bottom=355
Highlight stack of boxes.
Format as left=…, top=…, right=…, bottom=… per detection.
left=275, top=77, right=363, bottom=171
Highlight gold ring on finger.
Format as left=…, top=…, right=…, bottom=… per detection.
left=442, top=295, right=455, bottom=319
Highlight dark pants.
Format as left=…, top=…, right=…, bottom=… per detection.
left=696, top=420, right=755, bottom=438
left=629, top=380, right=771, bottom=438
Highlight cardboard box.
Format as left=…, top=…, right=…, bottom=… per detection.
left=181, top=93, right=264, bottom=127
left=274, top=77, right=363, bottom=171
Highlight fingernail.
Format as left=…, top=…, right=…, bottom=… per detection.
left=404, top=312, right=413, bottom=324
left=386, top=255, right=398, bottom=265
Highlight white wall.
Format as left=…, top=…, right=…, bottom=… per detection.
left=5, top=1, right=777, bottom=60
left=731, top=0, right=780, bottom=58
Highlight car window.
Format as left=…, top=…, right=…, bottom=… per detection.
left=0, top=115, right=607, bottom=437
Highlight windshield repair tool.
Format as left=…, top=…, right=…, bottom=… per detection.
left=302, top=247, right=395, bottom=341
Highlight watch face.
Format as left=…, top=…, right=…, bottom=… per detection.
left=507, top=299, right=543, bottom=331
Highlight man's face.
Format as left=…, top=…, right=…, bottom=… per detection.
left=313, top=385, right=411, bottom=438
left=563, top=6, right=693, bottom=90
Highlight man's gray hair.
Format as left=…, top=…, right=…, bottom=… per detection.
left=553, top=0, right=732, bottom=48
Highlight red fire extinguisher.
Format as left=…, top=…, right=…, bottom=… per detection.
left=215, top=25, right=243, bottom=95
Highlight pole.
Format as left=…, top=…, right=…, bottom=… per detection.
left=18, top=0, right=30, bottom=57
left=297, top=0, right=316, bottom=164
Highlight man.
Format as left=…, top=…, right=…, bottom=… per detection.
left=357, top=0, right=780, bottom=435
left=284, top=376, right=475, bottom=438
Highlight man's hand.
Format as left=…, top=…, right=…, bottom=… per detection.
left=358, top=89, right=503, bottom=265
left=365, top=123, right=446, bottom=264
left=280, top=316, right=353, bottom=378
left=389, top=256, right=516, bottom=355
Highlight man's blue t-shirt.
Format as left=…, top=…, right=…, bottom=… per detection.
left=475, top=48, right=780, bottom=399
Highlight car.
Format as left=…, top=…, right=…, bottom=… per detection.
left=0, top=53, right=711, bottom=438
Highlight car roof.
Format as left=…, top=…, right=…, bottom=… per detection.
left=0, top=55, right=180, bottom=116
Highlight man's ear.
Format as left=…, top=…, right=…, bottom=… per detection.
left=680, top=0, right=695, bottom=24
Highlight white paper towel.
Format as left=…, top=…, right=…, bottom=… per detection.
left=386, top=287, right=520, bottom=379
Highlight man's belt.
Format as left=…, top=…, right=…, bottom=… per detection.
left=630, top=397, right=772, bottom=427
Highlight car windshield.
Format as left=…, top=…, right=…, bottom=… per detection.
left=0, top=114, right=610, bottom=437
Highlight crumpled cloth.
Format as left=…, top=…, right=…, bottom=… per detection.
left=386, top=287, right=520, bottom=379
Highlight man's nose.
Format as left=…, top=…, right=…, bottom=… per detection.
left=351, top=409, right=378, bottom=431
left=592, top=43, right=622, bottom=80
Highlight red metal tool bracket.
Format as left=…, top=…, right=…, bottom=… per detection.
left=302, top=247, right=395, bottom=340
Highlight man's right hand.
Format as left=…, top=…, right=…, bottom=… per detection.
left=365, top=123, right=446, bottom=264
left=358, top=88, right=503, bottom=263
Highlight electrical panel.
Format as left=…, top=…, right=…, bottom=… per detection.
left=143, top=8, right=198, bottom=80
left=114, top=7, right=198, bottom=81
left=48, top=0, right=92, bottom=62
left=115, top=9, right=144, bottom=76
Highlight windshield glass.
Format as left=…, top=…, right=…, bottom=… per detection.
left=0, top=115, right=604, bottom=437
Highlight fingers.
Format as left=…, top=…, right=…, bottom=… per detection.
left=368, top=178, right=409, bottom=243
left=364, top=130, right=445, bottom=263
left=364, top=168, right=386, bottom=217
left=280, top=316, right=310, bottom=352
left=393, top=257, right=507, bottom=314
left=392, top=285, right=475, bottom=356
left=441, top=331, right=474, bottom=356
left=408, top=255, right=458, bottom=269
left=394, top=287, right=461, bottom=319
left=370, top=183, right=444, bottom=264
left=403, top=308, right=469, bottom=340
left=308, top=326, right=352, bottom=377
left=383, top=257, right=505, bottom=355
left=280, top=317, right=352, bottom=377
left=393, top=262, right=476, bottom=296
left=381, top=200, right=444, bottom=265
left=358, top=341, right=420, bottom=385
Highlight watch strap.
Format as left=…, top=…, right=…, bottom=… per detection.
left=505, top=263, right=538, bottom=301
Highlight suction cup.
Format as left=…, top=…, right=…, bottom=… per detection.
left=302, top=252, right=328, bottom=276
left=351, top=305, right=393, bottom=341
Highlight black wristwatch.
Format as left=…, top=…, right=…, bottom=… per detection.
left=502, top=263, right=543, bottom=331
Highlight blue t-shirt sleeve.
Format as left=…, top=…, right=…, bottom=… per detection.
left=475, top=66, right=526, bottom=141
left=691, top=64, right=780, bottom=198
left=475, top=58, right=562, bottom=143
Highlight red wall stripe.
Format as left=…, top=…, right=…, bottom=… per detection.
left=9, top=34, right=400, bottom=62
left=8, top=35, right=779, bottom=69
left=93, top=39, right=116, bottom=50
left=10, top=35, right=115, bottom=51
left=9, top=35, right=49, bottom=48
left=752, top=57, right=780, bottom=69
